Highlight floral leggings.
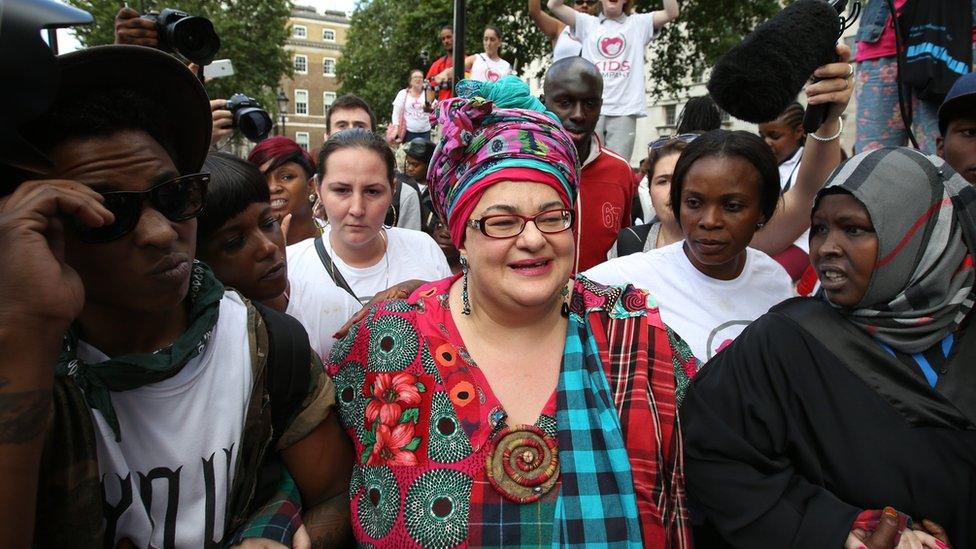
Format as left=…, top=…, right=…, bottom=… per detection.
left=854, top=55, right=940, bottom=155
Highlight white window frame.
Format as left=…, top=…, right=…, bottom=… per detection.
left=293, top=54, right=307, bottom=74
left=295, top=132, right=310, bottom=151
left=663, top=104, right=677, bottom=127
left=323, top=91, right=336, bottom=112
left=294, top=89, right=308, bottom=115
left=323, top=28, right=336, bottom=42
left=323, top=58, right=336, bottom=76
left=292, top=25, right=307, bottom=38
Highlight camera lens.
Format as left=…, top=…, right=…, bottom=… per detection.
left=170, top=16, right=220, bottom=65
left=235, top=107, right=273, bottom=142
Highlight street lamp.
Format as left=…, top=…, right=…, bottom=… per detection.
left=276, top=90, right=289, bottom=137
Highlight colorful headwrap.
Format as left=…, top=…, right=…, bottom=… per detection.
left=816, top=147, right=976, bottom=353
left=427, top=76, right=580, bottom=247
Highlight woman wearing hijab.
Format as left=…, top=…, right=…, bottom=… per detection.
left=681, top=147, right=976, bottom=548
left=326, top=76, right=697, bottom=548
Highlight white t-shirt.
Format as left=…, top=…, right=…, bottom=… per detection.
left=778, top=146, right=810, bottom=253
left=574, top=12, right=658, bottom=117
left=470, top=53, right=512, bottom=83
left=553, top=26, right=583, bottom=60
left=391, top=89, right=431, bottom=133
left=584, top=241, right=794, bottom=363
left=287, top=225, right=452, bottom=304
left=286, top=275, right=361, bottom=362
left=83, top=292, right=252, bottom=548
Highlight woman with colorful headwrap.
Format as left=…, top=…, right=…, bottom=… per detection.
left=247, top=136, right=322, bottom=245
left=682, top=148, right=976, bottom=548
left=325, top=76, right=697, bottom=547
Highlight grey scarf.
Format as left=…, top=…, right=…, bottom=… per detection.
left=818, top=147, right=976, bottom=353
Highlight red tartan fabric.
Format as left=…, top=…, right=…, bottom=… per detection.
left=588, top=298, right=695, bottom=548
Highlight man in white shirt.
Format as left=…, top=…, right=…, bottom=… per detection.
left=547, top=0, right=680, bottom=161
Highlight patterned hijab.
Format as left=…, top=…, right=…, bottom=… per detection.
left=817, top=147, right=976, bottom=353
left=427, top=76, right=580, bottom=247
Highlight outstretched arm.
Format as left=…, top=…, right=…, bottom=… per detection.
left=529, top=0, right=567, bottom=43
left=652, top=0, right=679, bottom=29
left=547, top=0, right=578, bottom=29
left=750, top=43, right=852, bottom=255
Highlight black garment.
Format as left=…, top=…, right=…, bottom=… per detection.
left=682, top=297, right=976, bottom=549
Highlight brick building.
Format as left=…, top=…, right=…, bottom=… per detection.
left=279, top=5, right=349, bottom=153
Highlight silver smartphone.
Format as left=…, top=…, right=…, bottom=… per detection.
left=203, top=59, right=234, bottom=80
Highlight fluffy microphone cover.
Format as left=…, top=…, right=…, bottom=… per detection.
left=707, top=0, right=840, bottom=124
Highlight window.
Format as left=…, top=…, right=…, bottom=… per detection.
left=323, top=28, right=336, bottom=41
left=323, top=58, right=336, bottom=76
left=295, top=132, right=310, bottom=151
left=324, top=91, right=336, bottom=111
left=295, top=89, right=308, bottom=115
left=292, top=25, right=306, bottom=38
left=663, top=104, right=677, bottom=127
left=293, top=55, right=307, bottom=74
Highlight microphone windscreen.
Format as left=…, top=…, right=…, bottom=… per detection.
left=707, top=0, right=840, bottom=124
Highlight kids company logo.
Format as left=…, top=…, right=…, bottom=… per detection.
left=487, top=69, right=501, bottom=82
left=599, top=35, right=626, bottom=58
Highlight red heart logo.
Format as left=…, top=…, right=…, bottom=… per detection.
left=600, top=35, right=625, bottom=58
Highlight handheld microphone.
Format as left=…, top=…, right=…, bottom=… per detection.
left=706, top=0, right=859, bottom=132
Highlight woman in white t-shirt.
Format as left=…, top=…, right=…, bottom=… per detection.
left=464, top=26, right=512, bottom=83
left=390, top=69, right=432, bottom=143
left=527, top=0, right=602, bottom=60
left=547, top=0, right=679, bottom=161
left=586, top=130, right=794, bottom=364
left=287, top=129, right=452, bottom=306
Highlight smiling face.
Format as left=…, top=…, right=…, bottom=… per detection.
left=601, top=0, right=627, bottom=18
left=408, top=70, right=424, bottom=91
left=48, top=130, right=196, bottom=314
left=758, top=119, right=804, bottom=165
left=678, top=155, right=766, bottom=280
left=938, top=115, right=976, bottom=185
left=319, top=147, right=393, bottom=252
left=197, top=202, right=287, bottom=301
left=809, top=192, right=879, bottom=309
left=260, top=160, right=315, bottom=222
left=649, top=152, right=680, bottom=226
left=461, top=181, right=574, bottom=312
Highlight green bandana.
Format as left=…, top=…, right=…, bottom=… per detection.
left=56, top=261, right=225, bottom=440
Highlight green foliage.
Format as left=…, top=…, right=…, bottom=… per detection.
left=336, top=0, right=549, bottom=123
left=640, top=0, right=782, bottom=99
left=338, top=0, right=785, bottom=120
left=65, top=0, right=291, bottom=113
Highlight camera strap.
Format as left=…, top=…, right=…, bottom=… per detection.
left=313, top=237, right=359, bottom=301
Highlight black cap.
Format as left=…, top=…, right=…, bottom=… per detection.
left=403, top=137, right=435, bottom=164
left=938, top=72, right=976, bottom=135
left=53, top=45, right=212, bottom=175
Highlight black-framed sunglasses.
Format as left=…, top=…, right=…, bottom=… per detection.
left=576, top=0, right=600, bottom=5
left=648, top=133, right=699, bottom=150
left=72, top=173, right=209, bottom=243
left=466, top=208, right=575, bottom=239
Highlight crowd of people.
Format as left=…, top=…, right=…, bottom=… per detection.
left=3, top=0, right=976, bottom=547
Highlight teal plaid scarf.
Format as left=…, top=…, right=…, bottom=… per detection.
left=552, top=312, right=643, bottom=547
left=56, top=261, right=224, bottom=440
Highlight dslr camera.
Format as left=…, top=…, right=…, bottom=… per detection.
left=226, top=93, right=272, bottom=142
left=141, top=8, right=220, bottom=65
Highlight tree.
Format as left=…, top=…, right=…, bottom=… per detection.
left=65, top=0, right=291, bottom=115
left=338, top=0, right=784, bottom=123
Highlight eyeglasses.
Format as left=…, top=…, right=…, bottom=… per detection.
left=71, top=173, right=209, bottom=243
left=466, top=208, right=575, bottom=239
left=576, top=0, right=599, bottom=5
left=648, top=133, right=699, bottom=150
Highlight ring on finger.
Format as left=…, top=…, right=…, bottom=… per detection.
left=846, top=63, right=855, bottom=79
